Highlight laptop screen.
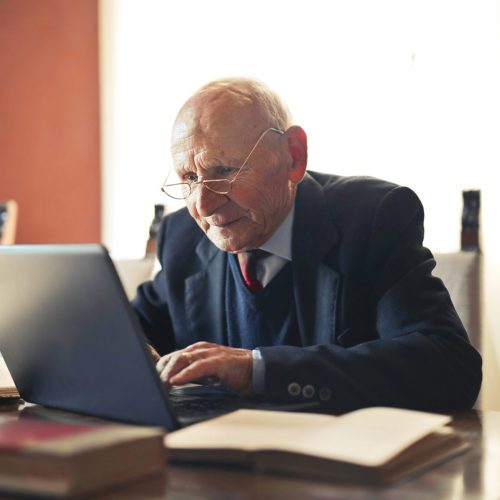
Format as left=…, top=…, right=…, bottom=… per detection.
left=0, top=245, right=179, bottom=430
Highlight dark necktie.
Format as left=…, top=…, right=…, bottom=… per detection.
left=237, top=250, right=269, bottom=292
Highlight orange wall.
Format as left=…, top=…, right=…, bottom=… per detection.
left=0, top=0, right=100, bottom=243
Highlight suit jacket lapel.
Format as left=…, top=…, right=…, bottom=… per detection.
left=293, top=174, right=340, bottom=345
left=183, top=237, right=226, bottom=346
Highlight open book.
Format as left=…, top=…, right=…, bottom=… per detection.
left=0, top=354, right=19, bottom=399
left=166, top=407, right=468, bottom=484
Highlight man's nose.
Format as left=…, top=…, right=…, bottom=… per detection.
left=194, top=183, right=227, bottom=217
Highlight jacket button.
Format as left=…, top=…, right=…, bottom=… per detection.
left=319, top=387, right=332, bottom=401
left=287, top=382, right=301, bottom=396
left=302, top=385, right=315, bottom=398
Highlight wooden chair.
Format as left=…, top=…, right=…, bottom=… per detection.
left=114, top=256, right=156, bottom=300
left=432, top=190, right=481, bottom=407
left=433, top=251, right=480, bottom=350
left=0, top=200, right=18, bottom=245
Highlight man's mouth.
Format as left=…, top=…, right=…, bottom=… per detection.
left=209, top=217, right=243, bottom=228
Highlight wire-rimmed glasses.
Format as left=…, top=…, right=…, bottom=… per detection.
left=161, top=127, right=284, bottom=200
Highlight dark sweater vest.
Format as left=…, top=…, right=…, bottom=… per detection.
left=225, top=254, right=300, bottom=349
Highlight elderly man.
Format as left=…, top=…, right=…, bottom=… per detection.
left=133, top=77, right=481, bottom=412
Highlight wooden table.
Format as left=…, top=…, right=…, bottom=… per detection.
left=1, top=402, right=499, bottom=499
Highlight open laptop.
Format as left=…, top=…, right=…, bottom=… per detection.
left=0, top=244, right=312, bottom=430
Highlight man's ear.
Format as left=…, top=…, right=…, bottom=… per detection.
left=285, top=126, right=307, bottom=183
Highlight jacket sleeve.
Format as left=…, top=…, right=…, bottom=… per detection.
left=259, top=186, right=482, bottom=412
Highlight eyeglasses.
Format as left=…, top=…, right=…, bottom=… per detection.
left=161, top=127, right=284, bottom=200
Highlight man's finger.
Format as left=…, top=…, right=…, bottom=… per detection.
left=169, top=357, right=217, bottom=386
left=156, top=352, right=174, bottom=372
left=159, top=351, right=191, bottom=383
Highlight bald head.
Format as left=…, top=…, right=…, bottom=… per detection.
left=172, top=77, right=292, bottom=146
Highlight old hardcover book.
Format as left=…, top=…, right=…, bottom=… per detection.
left=166, top=407, right=468, bottom=485
left=0, top=417, right=166, bottom=497
left=0, top=354, right=19, bottom=399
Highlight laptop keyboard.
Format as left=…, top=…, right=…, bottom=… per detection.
left=168, top=384, right=242, bottom=424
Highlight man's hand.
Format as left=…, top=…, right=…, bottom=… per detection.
left=147, top=344, right=161, bottom=363
left=156, top=342, right=253, bottom=396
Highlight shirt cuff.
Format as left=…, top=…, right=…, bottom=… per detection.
left=252, top=348, right=266, bottom=394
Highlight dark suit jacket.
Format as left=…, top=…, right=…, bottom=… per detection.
left=133, top=172, right=482, bottom=412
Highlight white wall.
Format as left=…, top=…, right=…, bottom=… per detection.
left=99, top=0, right=500, bottom=409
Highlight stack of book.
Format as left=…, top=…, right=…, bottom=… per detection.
left=0, top=417, right=166, bottom=497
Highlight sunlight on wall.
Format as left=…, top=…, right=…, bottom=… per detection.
left=99, top=0, right=500, bottom=408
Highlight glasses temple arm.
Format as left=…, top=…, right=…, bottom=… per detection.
left=230, top=127, right=284, bottom=185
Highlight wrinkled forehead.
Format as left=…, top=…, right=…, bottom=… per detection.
left=171, top=92, right=270, bottom=159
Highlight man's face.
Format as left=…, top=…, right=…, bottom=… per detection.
left=170, top=97, right=297, bottom=253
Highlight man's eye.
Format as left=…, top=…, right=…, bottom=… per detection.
left=217, top=166, right=237, bottom=177
left=184, top=173, right=198, bottom=183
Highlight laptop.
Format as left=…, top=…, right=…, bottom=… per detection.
left=0, top=244, right=302, bottom=430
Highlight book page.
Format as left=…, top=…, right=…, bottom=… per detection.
left=167, top=410, right=335, bottom=449
left=166, top=407, right=451, bottom=467
left=0, top=353, right=17, bottom=393
left=278, top=407, right=451, bottom=466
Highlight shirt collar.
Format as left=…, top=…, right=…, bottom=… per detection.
left=259, top=203, right=294, bottom=261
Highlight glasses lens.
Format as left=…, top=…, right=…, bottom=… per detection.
left=203, top=179, right=231, bottom=195
left=161, top=183, right=190, bottom=200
